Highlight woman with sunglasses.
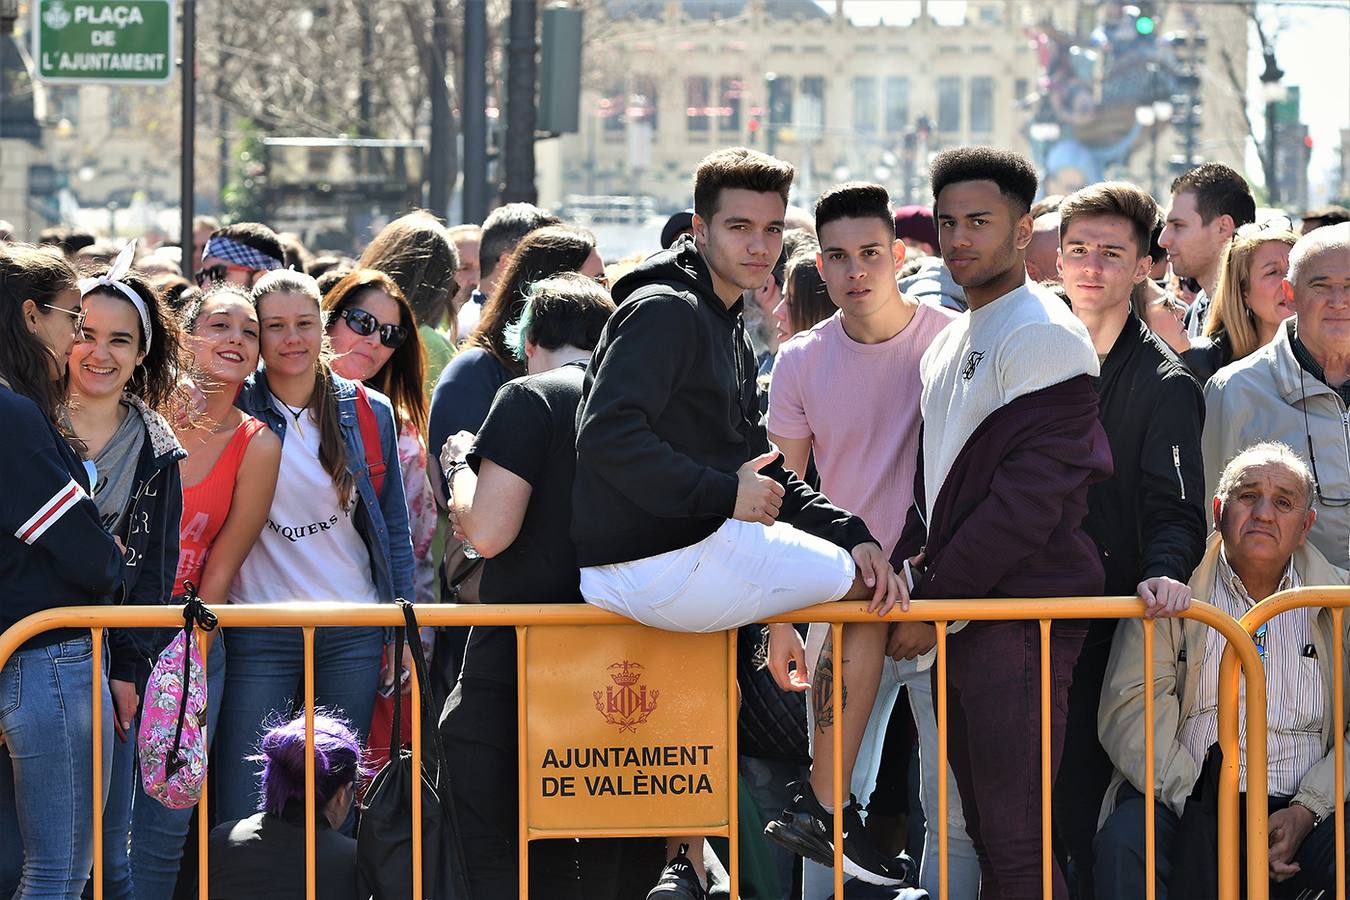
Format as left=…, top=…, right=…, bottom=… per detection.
left=215, top=269, right=415, bottom=824
left=1183, top=226, right=1300, bottom=383
left=323, top=269, right=437, bottom=610
left=0, top=244, right=129, bottom=899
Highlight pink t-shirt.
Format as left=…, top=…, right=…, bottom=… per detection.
left=768, top=303, right=955, bottom=557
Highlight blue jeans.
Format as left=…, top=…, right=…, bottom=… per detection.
left=213, top=626, right=383, bottom=824
left=89, top=634, right=225, bottom=900
left=0, top=634, right=114, bottom=900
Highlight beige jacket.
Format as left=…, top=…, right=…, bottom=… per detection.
left=1097, top=533, right=1350, bottom=825
left=1203, top=319, right=1350, bottom=569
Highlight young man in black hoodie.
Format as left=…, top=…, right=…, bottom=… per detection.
left=1053, top=181, right=1207, bottom=898
left=573, top=148, right=911, bottom=900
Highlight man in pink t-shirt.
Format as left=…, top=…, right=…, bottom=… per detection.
left=764, top=183, right=979, bottom=899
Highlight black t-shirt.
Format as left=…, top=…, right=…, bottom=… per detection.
left=461, top=361, right=586, bottom=683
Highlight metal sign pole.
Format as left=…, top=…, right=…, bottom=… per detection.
left=179, top=0, right=194, bottom=265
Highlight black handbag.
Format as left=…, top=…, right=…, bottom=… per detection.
left=736, top=624, right=810, bottom=763
left=357, top=600, right=471, bottom=899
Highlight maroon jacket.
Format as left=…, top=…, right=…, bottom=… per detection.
left=892, top=375, right=1114, bottom=600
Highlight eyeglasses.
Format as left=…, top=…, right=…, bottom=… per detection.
left=42, top=302, right=87, bottom=335
left=194, top=263, right=253, bottom=287
left=1299, top=370, right=1350, bottom=508
left=1254, top=622, right=1268, bottom=663
left=338, top=307, right=408, bottom=349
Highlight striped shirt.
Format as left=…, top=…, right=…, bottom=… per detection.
left=1179, top=549, right=1324, bottom=795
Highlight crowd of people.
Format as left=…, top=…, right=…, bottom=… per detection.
left=0, top=142, right=1347, bottom=900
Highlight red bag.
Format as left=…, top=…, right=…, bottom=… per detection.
left=354, top=383, right=404, bottom=769
left=353, top=384, right=386, bottom=497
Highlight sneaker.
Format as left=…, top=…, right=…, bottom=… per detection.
left=764, top=781, right=920, bottom=888
left=646, top=843, right=708, bottom=900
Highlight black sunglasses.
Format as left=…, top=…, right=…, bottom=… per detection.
left=1299, top=370, right=1350, bottom=508
left=338, top=307, right=408, bottom=349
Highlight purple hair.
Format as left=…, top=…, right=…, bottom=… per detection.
left=249, top=710, right=370, bottom=816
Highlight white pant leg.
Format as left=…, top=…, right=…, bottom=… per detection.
left=799, top=624, right=905, bottom=900
left=909, top=673, right=981, bottom=900
left=581, top=520, right=855, bottom=633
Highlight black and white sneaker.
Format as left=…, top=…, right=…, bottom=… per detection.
left=646, top=843, right=708, bottom=900
left=765, top=780, right=922, bottom=890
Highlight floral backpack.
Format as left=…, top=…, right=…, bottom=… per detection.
left=137, top=587, right=217, bottom=809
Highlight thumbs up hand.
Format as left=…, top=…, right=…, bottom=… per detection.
left=733, top=448, right=786, bottom=526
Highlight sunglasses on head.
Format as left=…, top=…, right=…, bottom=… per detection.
left=338, top=307, right=408, bottom=349
left=194, top=263, right=253, bottom=287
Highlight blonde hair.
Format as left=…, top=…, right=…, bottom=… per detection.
left=1203, top=228, right=1298, bottom=360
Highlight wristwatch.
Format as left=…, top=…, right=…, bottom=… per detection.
left=1290, top=799, right=1324, bottom=826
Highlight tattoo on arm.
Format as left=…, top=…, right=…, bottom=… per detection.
left=812, top=644, right=847, bottom=734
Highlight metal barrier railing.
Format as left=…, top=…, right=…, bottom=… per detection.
left=1222, top=585, right=1350, bottom=900
left=0, top=598, right=1271, bottom=900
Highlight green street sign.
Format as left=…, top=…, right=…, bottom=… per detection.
left=33, top=0, right=175, bottom=84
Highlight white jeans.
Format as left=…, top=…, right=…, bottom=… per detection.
left=580, top=519, right=855, bottom=633
left=802, top=623, right=981, bottom=900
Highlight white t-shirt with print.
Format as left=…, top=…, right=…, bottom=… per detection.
left=231, top=404, right=380, bottom=605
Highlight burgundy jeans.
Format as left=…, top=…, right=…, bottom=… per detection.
left=936, top=619, right=1086, bottom=900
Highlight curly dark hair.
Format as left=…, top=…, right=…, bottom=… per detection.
left=930, top=147, right=1039, bottom=217
left=80, top=268, right=187, bottom=415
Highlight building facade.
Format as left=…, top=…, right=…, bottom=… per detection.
left=540, top=0, right=1251, bottom=213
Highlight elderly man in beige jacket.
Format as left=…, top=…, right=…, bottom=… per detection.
left=1202, top=223, right=1350, bottom=569
left=1094, top=442, right=1349, bottom=899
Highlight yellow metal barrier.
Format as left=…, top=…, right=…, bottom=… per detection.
left=0, top=598, right=1271, bottom=900
left=1224, top=585, right=1350, bottom=900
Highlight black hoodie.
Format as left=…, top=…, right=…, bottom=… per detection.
left=571, top=237, right=874, bottom=567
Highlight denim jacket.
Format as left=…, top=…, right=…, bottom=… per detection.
left=237, top=369, right=416, bottom=606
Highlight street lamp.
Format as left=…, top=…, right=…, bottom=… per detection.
left=1260, top=50, right=1286, bottom=204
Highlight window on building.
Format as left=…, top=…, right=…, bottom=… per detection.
left=885, top=76, right=909, bottom=133
left=50, top=87, right=80, bottom=124
left=767, top=75, right=793, bottom=126
left=937, top=77, right=961, bottom=132
left=686, top=76, right=710, bottom=133
left=970, top=76, right=994, bottom=133
left=601, top=79, right=626, bottom=133
left=108, top=91, right=131, bottom=130
left=633, top=77, right=659, bottom=133
left=852, top=76, right=878, bottom=134
left=800, top=76, right=825, bottom=130
left=720, top=77, right=742, bottom=131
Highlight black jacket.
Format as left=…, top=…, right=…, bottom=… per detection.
left=572, top=237, right=875, bottom=566
left=1179, top=329, right=1233, bottom=385
left=0, top=384, right=126, bottom=653
left=1084, top=314, right=1207, bottom=605
left=111, top=397, right=186, bottom=686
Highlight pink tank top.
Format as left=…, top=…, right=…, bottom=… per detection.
left=173, top=416, right=268, bottom=596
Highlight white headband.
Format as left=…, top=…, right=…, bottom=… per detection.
left=78, top=241, right=152, bottom=352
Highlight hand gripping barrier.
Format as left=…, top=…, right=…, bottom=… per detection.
left=0, top=597, right=1270, bottom=900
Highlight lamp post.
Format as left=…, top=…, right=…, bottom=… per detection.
left=1260, top=50, right=1286, bottom=205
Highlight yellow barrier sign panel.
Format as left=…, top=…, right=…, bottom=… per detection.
left=524, top=624, right=730, bottom=833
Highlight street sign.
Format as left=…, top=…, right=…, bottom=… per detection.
left=32, top=0, right=174, bottom=84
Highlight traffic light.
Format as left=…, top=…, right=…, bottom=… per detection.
left=1136, top=15, right=1156, bottom=35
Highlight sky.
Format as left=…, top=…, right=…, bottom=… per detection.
left=821, top=0, right=1350, bottom=202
